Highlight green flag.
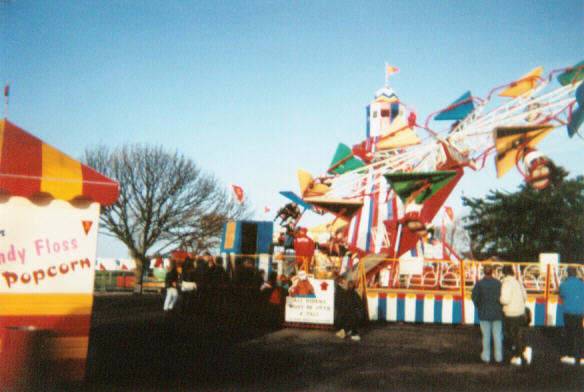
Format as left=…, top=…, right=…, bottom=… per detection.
left=384, top=171, right=459, bottom=205
left=328, top=143, right=365, bottom=174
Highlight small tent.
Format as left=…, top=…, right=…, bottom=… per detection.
left=0, top=119, right=119, bottom=382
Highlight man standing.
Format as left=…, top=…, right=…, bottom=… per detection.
left=500, top=265, right=530, bottom=366
left=472, top=264, right=504, bottom=364
left=559, top=267, right=584, bottom=365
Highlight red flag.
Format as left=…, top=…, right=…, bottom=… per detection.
left=264, top=206, right=271, bottom=213
left=3, top=84, right=9, bottom=97
left=444, top=206, right=454, bottom=221
left=231, top=184, right=244, bottom=204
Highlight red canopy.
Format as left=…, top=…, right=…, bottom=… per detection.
left=0, top=119, right=119, bottom=205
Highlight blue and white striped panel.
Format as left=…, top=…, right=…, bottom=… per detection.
left=526, top=298, right=537, bottom=327
left=441, top=295, right=454, bottom=324
left=367, top=294, right=379, bottom=321
left=464, top=297, right=477, bottom=325
left=546, top=298, right=559, bottom=327
left=423, top=295, right=435, bottom=323
left=404, top=294, right=417, bottom=322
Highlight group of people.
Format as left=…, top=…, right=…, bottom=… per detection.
left=162, top=254, right=291, bottom=327
left=473, top=264, right=584, bottom=366
left=163, top=252, right=228, bottom=313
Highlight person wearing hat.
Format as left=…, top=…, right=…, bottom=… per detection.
left=559, top=266, right=584, bottom=365
left=472, top=264, right=504, bottom=364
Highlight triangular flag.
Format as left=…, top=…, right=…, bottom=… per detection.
left=499, top=66, right=543, bottom=98
left=279, top=191, right=313, bottom=211
left=568, top=106, right=584, bottom=138
left=99, top=263, right=106, bottom=271
left=494, top=125, right=554, bottom=178
left=231, top=184, right=244, bottom=203
left=297, top=169, right=329, bottom=197
left=434, top=91, right=475, bottom=121
left=303, top=196, right=363, bottom=219
left=384, top=171, right=459, bottom=205
left=82, top=220, right=93, bottom=235
left=444, top=206, right=454, bottom=221
left=386, top=64, right=399, bottom=77
left=567, top=82, right=584, bottom=137
left=328, top=143, right=365, bottom=174
left=557, top=60, right=584, bottom=86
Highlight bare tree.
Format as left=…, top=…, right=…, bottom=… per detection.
left=85, top=144, right=250, bottom=291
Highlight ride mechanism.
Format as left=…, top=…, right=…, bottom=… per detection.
left=276, top=60, right=584, bottom=272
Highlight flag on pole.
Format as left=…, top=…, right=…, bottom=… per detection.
left=231, top=184, right=245, bottom=204
left=386, top=64, right=399, bottom=76
left=384, top=63, right=399, bottom=87
left=444, top=206, right=454, bottom=222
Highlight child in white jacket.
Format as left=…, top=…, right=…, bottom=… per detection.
left=500, top=265, right=531, bottom=365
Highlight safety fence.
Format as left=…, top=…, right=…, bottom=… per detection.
left=364, top=258, right=583, bottom=327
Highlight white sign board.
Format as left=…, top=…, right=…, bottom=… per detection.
left=0, top=197, right=100, bottom=293
left=399, top=255, right=424, bottom=275
left=285, top=277, right=335, bottom=325
left=539, top=253, right=559, bottom=267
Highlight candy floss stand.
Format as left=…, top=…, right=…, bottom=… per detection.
left=0, top=119, right=119, bottom=388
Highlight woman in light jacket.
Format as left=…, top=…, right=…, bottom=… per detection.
left=500, top=265, right=531, bottom=366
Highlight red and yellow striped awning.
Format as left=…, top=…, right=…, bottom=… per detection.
left=0, top=119, right=119, bottom=205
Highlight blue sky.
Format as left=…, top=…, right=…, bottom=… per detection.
left=1, top=1, right=582, bottom=257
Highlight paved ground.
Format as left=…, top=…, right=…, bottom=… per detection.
left=77, top=293, right=583, bottom=391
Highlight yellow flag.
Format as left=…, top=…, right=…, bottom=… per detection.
left=499, top=66, right=543, bottom=98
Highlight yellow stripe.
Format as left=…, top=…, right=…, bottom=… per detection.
left=53, top=336, right=89, bottom=359
left=0, top=294, right=93, bottom=316
left=41, top=143, right=83, bottom=200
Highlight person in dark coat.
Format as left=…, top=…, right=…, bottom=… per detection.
left=559, top=266, right=584, bottom=365
left=472, top=264, right=504, bottom=363
left=180, top=257, right=197, bottom=313
left=335, top=278, right=364, bottom=341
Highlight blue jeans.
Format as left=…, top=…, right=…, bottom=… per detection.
left=479, top=320, right=503, bottom=363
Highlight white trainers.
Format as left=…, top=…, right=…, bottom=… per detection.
left=560, top=356, right=576, bottom=365
left=523, top=346, right=533, bottom=365
left=335, top=329, right=346, bottom=339
left=510, top=356, right=522, bottom=366
left=350, top=334, right=361, bottom=341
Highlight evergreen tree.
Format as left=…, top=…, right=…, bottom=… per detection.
left=463, top=167, right=584, bottom=262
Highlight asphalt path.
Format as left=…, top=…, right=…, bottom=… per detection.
left=76, top=293, right=583, bottom=391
